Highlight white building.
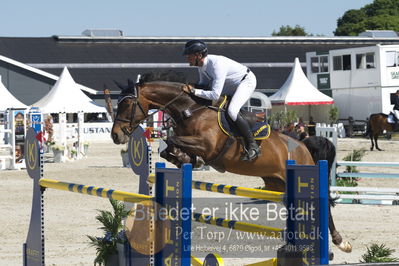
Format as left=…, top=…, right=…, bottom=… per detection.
left=306, top=44, right=399, bottom=121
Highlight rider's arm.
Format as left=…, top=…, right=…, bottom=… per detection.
left=193, top=62, right=227, bottom=100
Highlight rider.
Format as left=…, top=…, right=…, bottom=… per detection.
left=182, top=40, right=260, bottom=161
left=393, top=90, right=399, bottom=131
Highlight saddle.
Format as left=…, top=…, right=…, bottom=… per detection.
left=388, top=112, right=399, bottom=132
left=217, top=96, right=271, bottom=140
left=388, top=112, right=398, bottom=124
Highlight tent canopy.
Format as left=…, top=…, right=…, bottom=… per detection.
left=32, top=67, right=106, bottom=113
left=269, top=58, right=334, bottom=106
left=0, top=78, right=27, bottom=111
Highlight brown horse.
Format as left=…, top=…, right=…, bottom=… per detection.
left=111, top=72, right=352, bottom=253
left=366, top=113, right=396, bottom=151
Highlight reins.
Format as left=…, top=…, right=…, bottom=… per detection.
left=115, top=84, right=190, bottom=134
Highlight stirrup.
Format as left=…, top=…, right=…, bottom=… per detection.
left=240, top=147, right=261, bottom=162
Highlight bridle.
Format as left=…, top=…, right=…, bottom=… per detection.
left=115, top=83, right=187, bottom=135
left=114, top=92, right=148, bottom=136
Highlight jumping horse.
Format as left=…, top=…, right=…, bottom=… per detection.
left=111, top=71, right=352, bottom=253
left=366, top=113, right=397, bottom=151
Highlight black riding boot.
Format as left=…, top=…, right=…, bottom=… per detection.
left=235, top=113, right=261, bottom=161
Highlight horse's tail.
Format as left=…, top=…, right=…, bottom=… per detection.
left=364, top=115, right=372, bottom=138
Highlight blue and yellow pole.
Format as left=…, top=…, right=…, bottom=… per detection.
left=39, top=179, right=152, bottom=203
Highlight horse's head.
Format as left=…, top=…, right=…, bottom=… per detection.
left=111, top=71, right=195, bottom=144
left=111, top=79, right=150, bottom=144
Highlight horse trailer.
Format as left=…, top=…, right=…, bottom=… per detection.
left=306, top=44, right=399, bottom=122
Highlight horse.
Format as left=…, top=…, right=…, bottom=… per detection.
left=365, top=113, right=396, bottom=151
left=110, top=71, right=352, bottom=253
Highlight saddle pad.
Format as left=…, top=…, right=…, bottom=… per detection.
left=217, top=97, right=271, bottom=140
left=388, top=114, right=395, bottom=124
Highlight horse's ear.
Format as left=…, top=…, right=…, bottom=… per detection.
left=127, top=79, right=139, bottom=97
left=113, top=80, right=126, bottom=91
left=127, top=78, right=135, bottom=88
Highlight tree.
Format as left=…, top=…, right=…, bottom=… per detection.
left=335, top=0, right=399, bottom=36
left=272, top=25, right=309, bottom=36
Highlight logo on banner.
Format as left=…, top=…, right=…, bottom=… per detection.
left=129, top=137, right=145, bottom=167
left=27, top=140, right=38, bottom=170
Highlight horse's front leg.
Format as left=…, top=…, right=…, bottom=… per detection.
left=160, top=145, right=184, bottom=168
left=167, top=135, right=208, bottom=167
left=160, top=139, right=205, bottom=168
left=168, top=135, right=208, bottom=155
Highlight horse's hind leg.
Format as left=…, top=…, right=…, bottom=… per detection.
left=329, top=204, right=352, bottom=252
left=374, top=135, right=383, bottom=151
left=369, top=134, right=374, bottom=151
left=261, top=176, right=285, bottom=192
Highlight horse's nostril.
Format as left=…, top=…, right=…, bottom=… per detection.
left=111, top=133, right=119, bottom=144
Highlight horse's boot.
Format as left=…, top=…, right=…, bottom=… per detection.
left=235, top=113, right=261, bottom=161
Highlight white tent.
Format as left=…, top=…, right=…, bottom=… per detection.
left=0, top=78, right=27, bottom=110
left=269, top=58, right=334, bottom=122
left=31, top=67, right=106, bottom=113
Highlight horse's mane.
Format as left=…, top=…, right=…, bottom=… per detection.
left=140, top=70, right=187, bottom=84
left=139, top=70, right=213, bottom=106
left=371, top=113, right=388, bottom=118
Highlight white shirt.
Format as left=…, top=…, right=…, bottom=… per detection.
left=193, top=54, right=248, bottom=100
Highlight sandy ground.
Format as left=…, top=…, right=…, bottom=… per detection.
left=1, top=137, right=399, bottom=265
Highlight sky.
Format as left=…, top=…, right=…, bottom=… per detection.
left=2, top=0, right=374, bottom=37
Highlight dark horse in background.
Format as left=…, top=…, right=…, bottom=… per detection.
left=110, top=71, right=352, bottom=253
left=366, top=113, right=397, bottom=151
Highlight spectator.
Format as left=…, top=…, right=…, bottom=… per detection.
left=283, top=122, right=298, bottom=139
left=297, top=117, right=305, bottom=128
left=307, top=116, right=316, bottom=136
left=298, top=131, right=309, bottom=141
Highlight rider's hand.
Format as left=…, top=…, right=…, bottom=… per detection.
left=183, top=84, right=195, bottom=94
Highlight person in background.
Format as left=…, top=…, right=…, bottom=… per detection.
left=182, top=40, right=260, bottom=161
left=295, top=122, right=306, bottom=137
left=298, top=131, right=309, bottom=141
left=307, top=116, right=316, bottom=136
left=283, top=122, right=298, bottom=139
left=297, top=117, right=305, bottom=128
left=392, top=90, right=399, bottom=131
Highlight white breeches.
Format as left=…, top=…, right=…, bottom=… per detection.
left=228, top=71, right=257, bottom=121
left=394, top=110, right=399, bottom=120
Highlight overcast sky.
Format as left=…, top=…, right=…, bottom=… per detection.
left=3, top=0, right=374, bottom=37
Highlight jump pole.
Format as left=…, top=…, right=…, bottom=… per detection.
left=22, top=127, right=192, bottom=266
left=139, top=138, right=329, bottom=265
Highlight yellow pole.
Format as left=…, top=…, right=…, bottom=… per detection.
left=39, top=179, right=152, bottom=203
left=148, top=174, right=283, bottom=202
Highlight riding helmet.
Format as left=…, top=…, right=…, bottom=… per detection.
left=183, top=40, right=208, bottom=56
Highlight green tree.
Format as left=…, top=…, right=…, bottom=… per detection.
left=329, top=105, right=339, bottom=125
left=335, top=0, right=399, bottom=36
left=272, top=25, right=309, bottom=36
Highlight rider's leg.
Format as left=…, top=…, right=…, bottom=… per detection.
left=235, top=112, right=260, bottom=161
left=228, top=72, right=260, bottom=161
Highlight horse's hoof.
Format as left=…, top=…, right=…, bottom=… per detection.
left=329, top=250, right=334, bottom=261
left=337, top=241, right=352, bottom=253
left=193, top=156, right=205, bottom=168
left=377, top=148, right=383, bottom=151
